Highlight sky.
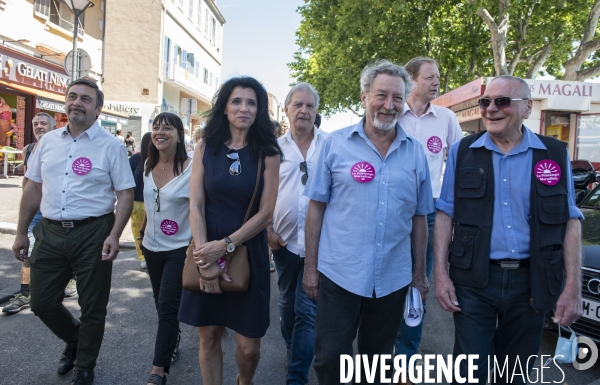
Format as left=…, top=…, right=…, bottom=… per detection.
left=218, top=0, right=357, bottom=132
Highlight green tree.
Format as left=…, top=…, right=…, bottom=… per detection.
left=290, top=0, right=600, bottom=114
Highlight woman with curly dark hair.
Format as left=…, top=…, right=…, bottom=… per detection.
left=179, top=76, right=281, bottom=385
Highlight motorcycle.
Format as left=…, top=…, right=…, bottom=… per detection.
left=571, top=159, right=600, bottom=204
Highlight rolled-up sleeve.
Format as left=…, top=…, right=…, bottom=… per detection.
left=110, top=144, right=136, bottom=191
left=435, top=141, right=458, bottom=218
left=24, top=140, right=43, bottom=184
left=415, top=144, right=434, bottom=215
left=303, top=136, right=332, bottom=203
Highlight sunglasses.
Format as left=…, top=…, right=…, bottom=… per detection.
left=299, top=161, right=308, bottom=185
left=478, top=97, right=529, bottom=110
left=227, top=149, right=242, bottom=176
left=153, top=188, right=160, bottom=212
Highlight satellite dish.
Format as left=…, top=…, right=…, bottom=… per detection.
left=64, top=48, right=92, bottom=78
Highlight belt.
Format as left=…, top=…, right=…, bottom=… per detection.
left=490, top=258, right=530, bottom=269
left=44, top=213, right=112, bottom=228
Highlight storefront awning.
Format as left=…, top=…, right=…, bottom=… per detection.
left=0, top=79, right=129, bottom=124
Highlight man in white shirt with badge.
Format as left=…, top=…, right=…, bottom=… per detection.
left=268, top=82, right=328, bottom=385
left=395, top=57, right=463, bottom=370
left=12, top=78, right=134, bottom=385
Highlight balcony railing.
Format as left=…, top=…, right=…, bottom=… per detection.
left=163, top=61, right=215, bottom=100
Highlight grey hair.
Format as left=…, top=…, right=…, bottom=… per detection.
left=489, top=75, right=531, bottom=99
left=360, top=59, right=413, bottom=99
left=34, top=112, right=56, bottom=129
left=284, top=82, right=320, bottom=110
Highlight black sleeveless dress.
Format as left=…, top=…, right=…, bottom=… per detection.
left=178, top=144, right=270, bottom=338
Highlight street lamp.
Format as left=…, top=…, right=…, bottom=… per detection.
left=65, top=0, right=94, bottom=82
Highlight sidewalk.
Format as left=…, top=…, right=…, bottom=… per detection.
left=0, top=175, right=137, bottom=302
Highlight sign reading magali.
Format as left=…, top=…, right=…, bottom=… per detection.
left=0, top=51, right=69, bottom=93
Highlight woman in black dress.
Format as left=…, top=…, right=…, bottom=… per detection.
left=179, top=76, right=280, bottom=385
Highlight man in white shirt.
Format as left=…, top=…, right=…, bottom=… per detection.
left=395, top=57, right=463, bottom=369
left=268, top=82, right=328, bottom=385
left=12, top=78, right=134, bottom=385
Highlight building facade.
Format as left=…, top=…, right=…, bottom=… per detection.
left=0, top=0, right=127, bottom=149
left=434, top=77, right=600, bottom=166
left=102, top=0, right=225, bottom=144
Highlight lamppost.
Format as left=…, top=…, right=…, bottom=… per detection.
left=65, top=0, right=94, bottom=82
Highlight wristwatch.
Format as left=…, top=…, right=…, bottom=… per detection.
left=224, top=236, right=236, bottom=253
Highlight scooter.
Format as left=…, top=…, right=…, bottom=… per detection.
left=571, top=159, right=600, bottom=204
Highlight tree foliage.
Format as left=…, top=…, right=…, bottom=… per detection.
left=290, top=0, right=600, bottom=115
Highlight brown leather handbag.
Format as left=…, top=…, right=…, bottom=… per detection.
left=182, top=155, right=262, bottom=293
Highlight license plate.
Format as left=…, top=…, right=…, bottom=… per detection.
left=582, top=298, right=600, bottom=322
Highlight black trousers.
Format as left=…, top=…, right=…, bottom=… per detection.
left=313, top=273, right=407, bottom=385
left=29, top=215, right=114, bottom=371
left=142, top=245, right=186, bottom=372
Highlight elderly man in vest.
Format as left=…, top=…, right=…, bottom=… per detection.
left=434, top=75, right=583, bottom=384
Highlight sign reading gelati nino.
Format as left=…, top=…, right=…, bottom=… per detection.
left=0, top=49, right=69, bottom=93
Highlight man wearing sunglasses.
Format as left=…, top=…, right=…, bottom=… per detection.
left=434, top=75, right=583, bottom=384
left=395, top=57, right=463, bottom=371
left=268, top=82, right=328, bottom=385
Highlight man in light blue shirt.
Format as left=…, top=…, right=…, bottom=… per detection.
left=303, top=60, right=433, bottom=385
left=434, top=76, right=583, bottom=384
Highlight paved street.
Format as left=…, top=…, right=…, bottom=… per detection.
left=0, top=177, right=599, bottom=384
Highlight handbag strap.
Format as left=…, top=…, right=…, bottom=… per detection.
left=242, top=152, right=262, bottom=224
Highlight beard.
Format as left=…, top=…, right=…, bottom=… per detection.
left=372, top=111, right=398, bottom=131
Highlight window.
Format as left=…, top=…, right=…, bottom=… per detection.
left=179, top=0, right=184, bottom=7
left=197, top=0, right=202, bottom=25
left=188, top=0, right=193, bottom=19
left=164, top=36, right=172, bottom=63
left=181, top=49, right=187, bottom=68
left=210, top=16, right=216, bottom=44
left=205, top=11, right=209, bottom=34
left=186, top=52, right=195, bottom=72
left=210, top=72, right=213, bottom=87
left=215, top=77, right=219, bottom=90
left=34, top=0, right=51, bottom=18
left=195, top=60, right=200, bottom=78
left=204, top=68, right=208, bottom=84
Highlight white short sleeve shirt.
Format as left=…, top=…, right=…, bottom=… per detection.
left=25, top=122, right=135, bottom=220
left=399, top=103, right=463, bottom=199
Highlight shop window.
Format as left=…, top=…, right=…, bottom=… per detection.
left=577, top=115, right=600, bottom=162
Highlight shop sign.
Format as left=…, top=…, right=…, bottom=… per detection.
left=36, top=98, right=65, bottom=113
left=105, top=103, right=140, bottom=115
left=527, top=80, right=600, bottom=100
left=0, top=53, right=69, bottom=94
left=456, top=106, right=481, bottom=123
left=98, top=112, right=128, bottom=125
left=433, top=78, right=484, bottom=108
left=450, top=96, right=480, bottom=112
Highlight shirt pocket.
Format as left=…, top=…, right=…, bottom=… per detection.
left=535, top=183, right=570, bottom=225
left=456, top=164, right=488, bottom=199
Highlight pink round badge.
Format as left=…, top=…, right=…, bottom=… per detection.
left=427, top=136, right=443, bottom=154
left=351, top=162, right=376, bottom=183
left=535, top=160, right=562, bottom=186
left=72, top=157, right=92, bottom=175
left=160, top=219, right=179, bottom=236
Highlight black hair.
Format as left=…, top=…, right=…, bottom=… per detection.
left=140, top=132, right=152, bottom=168
left=314, top=113, right=322, bottom=129
left=65, top=78, right=104, bottom=108
left=145, top=112, right=188, bottom=176
left=202, top=76, right=280, bottom=162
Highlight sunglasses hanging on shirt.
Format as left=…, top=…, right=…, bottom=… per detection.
left=227, top=148, right=242, bottom=176
left=153, top=188, right=160, bottom=212
left=299, top=161, right=308, bottom=185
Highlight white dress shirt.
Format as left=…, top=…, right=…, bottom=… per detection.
left=399, top=102, right=463, bottom=199
left=25, top=122, right=135, bottom=220
left=142, top=161, right=193, bottom=252
left=273, top=127, right=329, bottom=257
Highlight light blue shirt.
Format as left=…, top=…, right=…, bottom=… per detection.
left=436, top=127, right=584, bottom=260
left=304, top=119, right=434, bottom=298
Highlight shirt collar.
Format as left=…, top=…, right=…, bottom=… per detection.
left=61, top=121, right=102, bottom=140
left=283, top=125, right=325, bottom=144
left=401, top=101, right=438, bottom=118
left=470, top=125, right=546, bottom=154
left=348, top=117, right=409, bottom=144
